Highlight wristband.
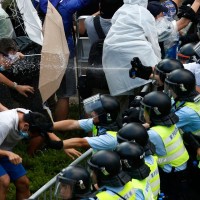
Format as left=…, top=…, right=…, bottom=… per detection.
left=13, top=82, right=18, bottom=89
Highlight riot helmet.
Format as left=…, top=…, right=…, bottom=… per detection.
left=177, top=43, right=196, bottom=63
left=154, top=58, right=184, bottom=85
left=83, top=94, right=120, bottom=126
left=117, top=122, right=155, bottom=155
left=140, top=91, right=178, bottom=125
left=55, top=166, right=92, bottom=200
left=88, top=150, right=121, bottom=178
left=116, top=142, right=150, bottom=180
left=165, top=69, right=197, bottom=100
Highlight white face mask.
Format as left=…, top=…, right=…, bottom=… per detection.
left=0, top=65, right=6, bottom=71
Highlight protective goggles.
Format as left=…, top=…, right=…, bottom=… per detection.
left=83, top=94, right=104, bottom=116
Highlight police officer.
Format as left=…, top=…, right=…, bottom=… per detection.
left=116, top=142, right=154, bottom=199
left=87, top=150, right=134, bottom=199
left=117, top=123, right=160, bottom=200
left=140, top=91, right=190, bottom=200
left=54, top=165, right=92, bottom=200
left=165, top=68, right=200, bottom=195
left=47, top=94, right=120, bottom=152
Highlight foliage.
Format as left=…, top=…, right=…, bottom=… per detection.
left=7, top=103, right=86, bottom=200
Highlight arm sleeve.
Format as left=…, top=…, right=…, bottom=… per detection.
left=78, top=118, right=93, bottom=132
left=147, top=129, right=166, bottom=156
left=84, top=134, right=118, bottom=151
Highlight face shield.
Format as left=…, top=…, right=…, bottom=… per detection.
left=55, top=175, right=85, bottom=200
left=55, top=176, right=75, bottom=200
left=153, top=66, right=166, bottom=87
left=83, top=94, right=105, bottom=118
left=164, top=78, right=175, bottom=98
left=139, top=102, right=151, bottom=123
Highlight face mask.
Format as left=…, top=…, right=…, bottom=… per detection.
left=19, top=130, right=29, bottom=139
left=0, top=65, right=6, bottom=71
left=8, top=54, right=19, bottom=63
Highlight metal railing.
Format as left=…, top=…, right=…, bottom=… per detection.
left=28, top=148, right=93, bottom=200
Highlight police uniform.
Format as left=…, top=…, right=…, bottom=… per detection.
left=78, top=118, right=118, bottom=151
left=145, top=155, right=160, bottom=200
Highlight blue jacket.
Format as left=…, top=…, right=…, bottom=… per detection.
left=33, top=0, right=90, bottom=58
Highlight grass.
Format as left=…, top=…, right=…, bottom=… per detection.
left=6, top=103, right=87, bottom=200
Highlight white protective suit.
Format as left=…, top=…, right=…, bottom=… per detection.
left=103, top=0, right=161, bottom=96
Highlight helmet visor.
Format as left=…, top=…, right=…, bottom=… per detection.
left=83, top=94, right=104, bottom=116
left=55, top=176, right=76, bottom=200
left=139, top=102, right=151, bottom=123
left=153, top=66, right=165, bottom=87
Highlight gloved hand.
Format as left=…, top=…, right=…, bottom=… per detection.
left=122, top=107, right=141, bottom=124
left=177, top=5, right=197, bottom=22
left=129, top=96, right=143, bottom=108
left=129, top=57, right=153, bottom=80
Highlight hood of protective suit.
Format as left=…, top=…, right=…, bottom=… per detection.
left=123, top=0, right=148, bottom=8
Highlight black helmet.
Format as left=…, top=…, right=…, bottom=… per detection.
left=178, top=43, right=196, bottom=58
left=55, top=166, right=91, bottom=199
left=117, top=122, right=155, bottom=155
left=88, top=150, right=121, bottom=178
left=83, top=94, right=120, bottom=125
left=141, top=91, right=179, bottom=125
left=141, top=91, right=172, bottom=117
left=116, top=142, right=150, bottom=179
left=100, top=0, right=123, bottom=18
left=117, top=123, right=148, bottom=146
left=155, top=59, right=184, bottom=83
left=165, top=69, right=196, bottom=98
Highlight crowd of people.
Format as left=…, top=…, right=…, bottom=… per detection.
left=1, top=0, right=200, bottom=199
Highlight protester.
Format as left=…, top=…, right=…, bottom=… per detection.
left=147, top=0, right=200, bottom=58
left=0, top=109, right=51, bottom=200
left=102, top=0, right=161, bottom=118
left=34, top=0, right=92, bottom=121
left=0, top=38, right=34, bottom=97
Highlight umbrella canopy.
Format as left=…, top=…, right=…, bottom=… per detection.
left=16, top=0, right=43, bottom=45
left=39, top=0, right=69, bottom=103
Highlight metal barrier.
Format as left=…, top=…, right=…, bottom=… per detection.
left=28, top=82, right=152, bottom=200
left=28, top=148, right=93, bottom=200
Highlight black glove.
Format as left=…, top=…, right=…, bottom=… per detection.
left=129, top=96, right=143, bottom=108
left=122, top=107, right=141, bottom=124
left=177, top=5, right=197, bottom=22
left=129, top=57, right=153, bottom=80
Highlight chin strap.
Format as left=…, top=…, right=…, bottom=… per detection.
left=126, top=165, right=150, bottom=180
left=151, top=112, right=179, bottom=126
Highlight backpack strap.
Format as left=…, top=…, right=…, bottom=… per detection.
left=93, top=16, right=106, bottom=39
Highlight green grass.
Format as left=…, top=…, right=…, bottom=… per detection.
left=7, top=103, right=87, bottom=200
